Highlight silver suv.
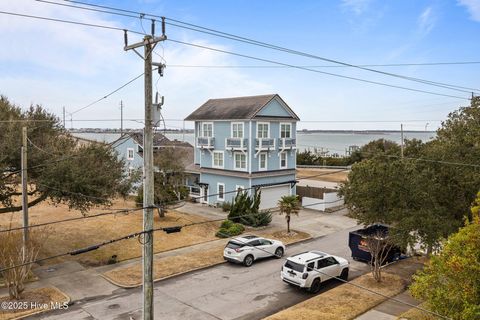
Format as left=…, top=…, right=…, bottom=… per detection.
left=281, top=251, right=349, bottom=293
left=223, top=235, right=285, bottom=267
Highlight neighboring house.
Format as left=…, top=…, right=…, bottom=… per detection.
left=111, top=132, right=195, bottom=192
left=185, top=94, right=300, bottom=209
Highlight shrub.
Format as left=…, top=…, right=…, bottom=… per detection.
left=238, top=210, right=272, bottom=227
left=221, top=201, right=232, bottom=212
left=216, top=221, right=245, bottom=238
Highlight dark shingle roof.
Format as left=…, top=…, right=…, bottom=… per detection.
left=185, top=94, right=299, bottom=121
left=129, top=132, right=170, bottom=147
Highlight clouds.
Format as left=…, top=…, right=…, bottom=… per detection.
left=418, top=7, right=436, bottom=36
left=458, top=0, right=480, bottom=21
left=341, top=0, right=372, bottom=15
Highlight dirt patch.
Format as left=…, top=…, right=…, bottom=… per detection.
left=0, top=199, right=220, bottom=267
left=296, top=168, right=349, bottom=183
left=0, top=287, right=69, bottom=320
left=104, top=229, right=311, bottom=288
left=264, top=257, right=425, bottom=320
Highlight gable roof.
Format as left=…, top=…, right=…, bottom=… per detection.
left=184, top=94, right=299, bottom=121
left=129, top=132, right=171, bottom=147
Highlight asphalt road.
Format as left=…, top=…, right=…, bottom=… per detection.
left=32, top=226, right=370, bottom=320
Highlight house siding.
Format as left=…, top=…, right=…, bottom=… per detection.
left=200, top=173, right=250, bottom=205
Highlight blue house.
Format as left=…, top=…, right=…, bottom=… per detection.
left=185, top=94, right=300, bottom=209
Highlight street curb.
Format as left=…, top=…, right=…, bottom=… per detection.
left=102, top=234, right=313, bottom=289
left=1, top=286, right=70, bottom=320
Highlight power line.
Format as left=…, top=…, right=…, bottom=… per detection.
left=57, top=0, right=478, bottom=94
left=166, top=39, right=469, bottom=100
left=0, top=10, right=145, bottom=36
left=166, top=61, right=480, bottom=68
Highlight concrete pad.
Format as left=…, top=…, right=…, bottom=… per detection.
left=35, top=261, right=86, bottom=279
left=374, top=291, right=420, bottom=316
left=356, top=309, right=396, bottom=320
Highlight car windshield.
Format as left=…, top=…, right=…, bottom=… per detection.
left=284, top=260, right=304, bottom=273
left=226, top=241, right=244, bottom=249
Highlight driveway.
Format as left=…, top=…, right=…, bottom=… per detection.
left=31, top=226, right=370, bottom=320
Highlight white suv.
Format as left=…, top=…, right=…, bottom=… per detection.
left=223, top=235, right=285, bottom=267
left=281, top=251, right=349, bottom=293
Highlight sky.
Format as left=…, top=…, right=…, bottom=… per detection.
left=0, top=0, right=479, bottom=131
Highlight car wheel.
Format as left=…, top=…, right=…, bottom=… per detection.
left=274, top=247, right=284, bottom=258
left=243, top=255, right=254, bottom=267
left=340, top=268, right=349, bottom=281
left=309, top=278, right=321, bottom=293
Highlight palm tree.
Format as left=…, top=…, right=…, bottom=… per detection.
left=278, top=195, right=300, bottom=233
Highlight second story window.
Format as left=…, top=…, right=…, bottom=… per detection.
left=127, top=148, right=134, bottom=160
left=213, top=151, right=224, bottom=168
left=232, top=122, right=244, bottom=138
left=234, top=153, right=247, bottom=170
left=202, top=122, right=213, bottom=137
left=257, top=122, right=269, bottom=138
left=280, top=123, right=291, bottom=138
left=280, top=152, right=287, bottom=169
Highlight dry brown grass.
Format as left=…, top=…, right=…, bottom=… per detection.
left=0, top=199, right=220, bottom=267
left=0, top=287, right=69, bottom=320
left=296, top=168, right=349, bottom=183
left=104, top=229, right=311, bottom=288
left=264, top=258, right=425, bottom=320
left=397, top=303, right=436, bottom=320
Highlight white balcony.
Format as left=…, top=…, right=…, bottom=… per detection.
left=278, top=138, right=296, bottom=151
left=255, top=138, right=275, bottom=151
left=226, top=138, right=248, bottom=151
left=197, top=137, right=215, bottom=149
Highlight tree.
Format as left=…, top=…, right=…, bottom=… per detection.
left=278, top=195, right=300, bottom=233
left=0, top=96, right=130, bottom=214
left=228, top=190, right=271, bottom=227
left=364, top=230, right=394, bottom=282
left=409, top=193, right=480, bottom=320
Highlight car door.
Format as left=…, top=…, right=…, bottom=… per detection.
left=316, top=257, right=340, bottom=281
left=248, top=240, right=266, bottom=258
left=257, top=239, right=274, bottom=257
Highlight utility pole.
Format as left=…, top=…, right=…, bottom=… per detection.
left=120, top=100, right=124, bottom=135
left=21, top=127, right=29, bottom=254
left=400, top=123, right=404, bottom=158
left=124, top=19, right=166, bottom=320
left=63, top=106, right=66, bottom=128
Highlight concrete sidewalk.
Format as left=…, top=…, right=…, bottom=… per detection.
left=356, top=291, right=420, bottom=320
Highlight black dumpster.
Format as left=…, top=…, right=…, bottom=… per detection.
left=348, top=224, right=402, bottom=263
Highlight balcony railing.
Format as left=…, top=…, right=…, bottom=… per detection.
left=255, top=138, right=275, bottom=150
left=226, top=138, right=248, bottom=150
left=278, top=138, right=296, bottom=150
left=197, top=137, right=215, bottom=149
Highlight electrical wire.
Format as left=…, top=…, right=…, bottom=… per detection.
left=166, top=38, right=470, bottom=101
left=56, top=0, right=479, bottom=94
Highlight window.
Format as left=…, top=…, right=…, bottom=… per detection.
left=217, top=183, right=225, bottom=201
left=128, top=167, right=135, bottom=178
left=257, top=122, right=269, bottom=138
left=232, top=122, right=244, bottom=138
left=317, top=257, right=337, bottom=269
left=249, top=240, right=262, bottom=247
left=260, top=239, right=272, bottom=245
left=202, top=122, right=213, bottom=137
left=127, top=148, right=134, bottom=160
left=213, top=151, right=224, bottom=168
left=280, top=123, right=291, bottom=138
left=280, top=152, right=287, bottom=168
left=284, top=260, right=305, bottom=273
left=234, top=153, right=247, bottom=170
left=259, top=153, right=267, bottom=170
left=307, top=262, right=315, bottom=271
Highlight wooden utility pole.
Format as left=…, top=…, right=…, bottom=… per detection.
left=21, top=127, right=29, bottom=250
left=120, top=100, right=124, bottom=135
left=400, top=123, right=404, bottom=158
left=124, top=19, right=166, bottom=320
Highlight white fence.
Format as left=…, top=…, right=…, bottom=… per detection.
left=302, top=191, right=344, bottom=211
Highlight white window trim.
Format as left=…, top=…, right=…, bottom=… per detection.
left=256, top=122, right=270, bottom=138
left=212, top=151, right=224, bottom=169
left=201, top=122, right=214, bottom=137
left=280, top=152, right=288, bottom=169
left=127, top=148, right=134, bottom=160
left=259, top=152, right=268, bottom=171
left=233, top=152, right=247, bottom=171
left=279, top=122, right=292, bottom=139
left=217, top=183, right=225, bottom=201
left=231, top=122, right=244, bottom=138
